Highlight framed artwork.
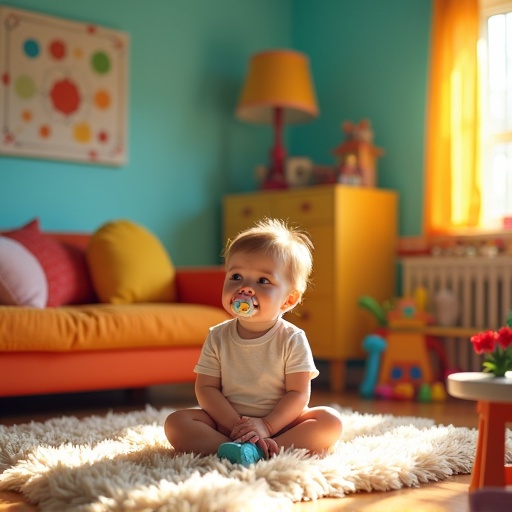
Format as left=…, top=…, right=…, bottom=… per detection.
left=0, top=6, right=129, bottom=166
left=285, top=157, right=313, bottom=188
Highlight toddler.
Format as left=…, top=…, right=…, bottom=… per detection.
left=164, top=218, right=342, bottom=465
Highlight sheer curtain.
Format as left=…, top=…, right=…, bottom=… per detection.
left=424, top=0, right=481, bottom=235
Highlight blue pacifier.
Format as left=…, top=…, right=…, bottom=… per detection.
left=231, top=293, right=258, bottom=317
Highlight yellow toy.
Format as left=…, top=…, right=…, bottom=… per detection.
left=359, top=289, right=447, bottom=401
left=380, top=295, right=433, bottom=388
left=393, top=382, right=415, bottom=400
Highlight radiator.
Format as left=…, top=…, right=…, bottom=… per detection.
left=401, top=255, right=512, bottom=372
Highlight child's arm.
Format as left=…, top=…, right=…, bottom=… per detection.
left=264, top=371, right=311, bottom=433
left=195, top=373, right=240, bottom=434
left=231, top=371, right=311, bottom=442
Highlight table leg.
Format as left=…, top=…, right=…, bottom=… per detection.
left=470, top=407, right=485, bottom=492
left=479, top=402, right=506, bottom=488
left=471, top=401, right=511, bottom=491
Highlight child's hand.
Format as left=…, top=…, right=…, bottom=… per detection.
left=256, top=436, right=279, bottom=459
left=230, top=416, right=271, bottom=445
left=230, top=416, right=279, bottom=459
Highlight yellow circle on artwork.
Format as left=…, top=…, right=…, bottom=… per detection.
left=94, top=89, right=111, bottom=109
left=74, top=122, right=92, bottom=143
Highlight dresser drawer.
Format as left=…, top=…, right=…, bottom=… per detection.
left=286, top=299, right=334, bottom=357
left=306, top=225, right=334, bottom=297
left=272, top=189, right=334, bottom=225
left=223, top=196, right=272, bottom=240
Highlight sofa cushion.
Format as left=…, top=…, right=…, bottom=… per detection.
left=87, top=220, right=176, bottom=304
left=0, top=303, right=230, bottom=351
left=0, top=236, right=48, bottom=307
left=3, top=219, right=95, bottom=307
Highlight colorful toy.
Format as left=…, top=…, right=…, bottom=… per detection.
left=374, top=384, right=394, bottom=399
left=392, top=382, right=415, bottom=400
left=231, top=293, right=257, bottom=317
left=359, top=334, right=387, bottom=398
left=379, top=329, right=433, bottom=389
left=430, top=381, right=447, bottom=401
left=332, top=119, right=384, bottom=187
left=358, top=290, right=450, bottom=402
left=357, top=295, right=387, bottom=326
left=417, top=383, right=432, bottom=402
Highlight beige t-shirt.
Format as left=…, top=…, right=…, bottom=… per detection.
left=194, top=317, right=319, bottom=417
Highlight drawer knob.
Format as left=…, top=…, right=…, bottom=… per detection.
left=241, top=206, right=253, bottom=217
left=300, top=202, right=312, bottom=213
left=299, top=311, right=310, bottom=321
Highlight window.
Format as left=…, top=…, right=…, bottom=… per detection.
left=480, top=0, right=512, bottom=229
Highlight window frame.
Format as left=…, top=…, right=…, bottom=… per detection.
left=479, top=0, right=512, bottom=230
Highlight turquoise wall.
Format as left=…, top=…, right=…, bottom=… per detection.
left=291, top=0, right=431, bottom=237
left=0, top=0, right=431, bottom=265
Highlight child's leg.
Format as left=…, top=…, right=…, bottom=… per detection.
left=273, top=406, right=343, bottom=453
left=164, top=408, right=230, bottom=455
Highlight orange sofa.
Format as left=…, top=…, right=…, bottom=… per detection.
left=0, top=227, right=230, bottom=398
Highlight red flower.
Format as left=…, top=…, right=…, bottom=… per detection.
left=471, top=330, right=497, bottom=354
left=471, top=324, right=512, bottom=376
left=497, top=327, right=512, bottom=349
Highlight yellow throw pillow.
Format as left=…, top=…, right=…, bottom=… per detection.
left=87, top=220, right=176, bottom=304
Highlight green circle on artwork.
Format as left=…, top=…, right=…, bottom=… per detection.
left=15, top=75, right=36, bottom=99
left=91, top=51, right=111, bottom=74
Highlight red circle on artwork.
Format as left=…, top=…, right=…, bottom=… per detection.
left=50, top=78, right=80, bottom=115
left=49, top=40, right=66, bottom=60
left=98, top=131, right=109, bottom=143
left=1, top=72, right=9, bottom=86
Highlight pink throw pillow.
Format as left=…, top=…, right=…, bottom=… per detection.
left=0, top=236, right=48, bottom=307
left=4, top=219, right=95, bottom=307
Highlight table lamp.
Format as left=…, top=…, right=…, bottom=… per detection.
left=236, top=49, right=318, bottom=189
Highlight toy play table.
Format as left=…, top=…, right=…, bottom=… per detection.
left=447, top=372, right=512, bottom=492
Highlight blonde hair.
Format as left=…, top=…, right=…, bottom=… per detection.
left=223, top=218, right=314, bottom=296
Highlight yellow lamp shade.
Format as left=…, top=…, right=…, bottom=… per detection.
left=236, top=49, right=318, bottom=125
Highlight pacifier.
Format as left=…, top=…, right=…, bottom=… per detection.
left=231, top=293, right=258, bottom=317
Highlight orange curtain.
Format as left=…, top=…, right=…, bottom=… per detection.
left=424, top=0, right=481, bottom=235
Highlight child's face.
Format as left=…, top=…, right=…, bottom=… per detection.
left=222, top=250, right=299, bottom=328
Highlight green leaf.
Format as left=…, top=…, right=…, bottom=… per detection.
left=482, top=362, right=496, bottom=372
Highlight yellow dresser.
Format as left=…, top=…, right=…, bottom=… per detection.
left=223, top=184, right=397, bottom=391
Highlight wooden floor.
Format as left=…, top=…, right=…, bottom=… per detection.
left=0, top=381, right=480, bottom=512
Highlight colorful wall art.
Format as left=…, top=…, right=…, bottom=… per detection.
left=0, top=6, right=129, bottom=166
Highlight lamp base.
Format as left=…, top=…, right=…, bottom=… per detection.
left=261, top=106, right=288, bottom=190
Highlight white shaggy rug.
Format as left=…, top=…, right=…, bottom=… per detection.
left=0, top=405, right=492, bottom=511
